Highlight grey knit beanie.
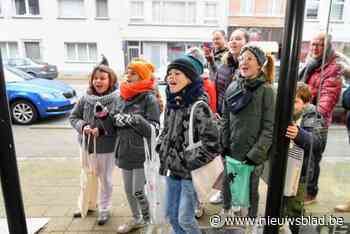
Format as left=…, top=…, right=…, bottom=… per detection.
left=240, top=45, right=267, bottom=67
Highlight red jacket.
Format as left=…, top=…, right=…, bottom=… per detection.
left=202, top=77, right=217, bottom=113
left=305, top=55, right=342, bottom=127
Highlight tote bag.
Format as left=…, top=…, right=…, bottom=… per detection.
left=225, top=157, right=254, bottom=208
left=188, top=101, right=224, bottom=202
left=144, top=125, right=167, bottom=225
left=78, top=132, right=98, bottom=218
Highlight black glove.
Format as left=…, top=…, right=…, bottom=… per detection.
left=244, top=157, right=257, bottom=166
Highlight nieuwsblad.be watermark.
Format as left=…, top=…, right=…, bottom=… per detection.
left=209, top=214, right=344, bottom=228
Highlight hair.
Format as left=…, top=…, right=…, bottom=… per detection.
left=212, top=29, right=226, bottom=39
left=296, top=82, right=312, bottom=103
left=222, top=28, right=251, bottom=65
left=262, top=54, right=275, bottom=84
left=231, top=28, right=251, bottom=44
left=88, top=65, right=117, bottom=95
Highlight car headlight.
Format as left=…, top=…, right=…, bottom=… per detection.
left=40, top=92, right=61, bottom=100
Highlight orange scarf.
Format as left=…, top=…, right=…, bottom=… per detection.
left=120, top=79, right=156, bottom=101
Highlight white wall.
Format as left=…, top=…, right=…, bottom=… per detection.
left=0, top=0, right=124, bottom=76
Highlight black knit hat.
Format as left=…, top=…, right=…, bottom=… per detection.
left=167, top=56, right=201, bottom=82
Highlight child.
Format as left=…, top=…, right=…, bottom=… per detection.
left=157, top=55, right=220, bottom=233
left=112, top=61, right=160, bottom=233
left=69, top=65, right=119, bottom=225
left=284, top=82, right=327, bottom=234
left=221, top=45, right=275, bottom=217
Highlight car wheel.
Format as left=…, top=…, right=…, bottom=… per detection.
left=11, top=100, right=38, bottom=125
left=28, top=72, right=37, bottom=78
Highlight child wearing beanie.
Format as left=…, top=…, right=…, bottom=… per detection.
left=156, top=56, right=220, bottom=234
left=221, top=44, right=275, bottom=218
left=109, top=61, right=160, bottom=233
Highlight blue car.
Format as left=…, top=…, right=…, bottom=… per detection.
left=5, top=66, right=77, bottom=124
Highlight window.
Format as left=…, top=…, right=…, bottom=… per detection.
left=58, top=0, right=85, bottom=18
left=129, top=1, right=144, bottom=23
left=0, top=42, right=19, bottom=59
left=330, top=0, right=345, bottom=21
left=305, top=0, right=319, bottom=20
left=204, top=2, right=217, bottom=24
left=240, top=0, right=254, bottom=15
left=152, top=1, right=196, bottom=24
left=23, top=41, right=41, bottom=60
left=65, top=43, right=97, bottom=62
left=127, top=41, right=141, bottom=63
left=0, top=0, right=3, bottom=16
left=96, top=0, right=108, bottom=18
left=14, top=0, right=40, bottom=16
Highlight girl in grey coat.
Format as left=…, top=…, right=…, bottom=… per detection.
left=69, top=65, right=119, bottom=225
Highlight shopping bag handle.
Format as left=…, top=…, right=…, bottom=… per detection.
left=185, top=100, right=207, bottom=151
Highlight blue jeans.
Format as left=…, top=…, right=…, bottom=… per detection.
left=166, top=177, right=201, bottom=234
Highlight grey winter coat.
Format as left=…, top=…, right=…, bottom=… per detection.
left=208, top=47, right=229, bottom=81
left=69, top=91, right=120, bottom=153
left=113, top=92, right=160, bottom=170
left=222, top=74, right=275, bottom=165
left=156, top=96, right=220, bottom=180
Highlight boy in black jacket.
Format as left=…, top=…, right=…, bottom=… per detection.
left=284, top=82, right=327, bottom=234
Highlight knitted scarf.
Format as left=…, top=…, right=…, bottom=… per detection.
left=120, top=79, right=156, bottom=101
left=166, top=79, right=204, bottom=110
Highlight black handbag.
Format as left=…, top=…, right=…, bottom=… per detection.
left=228, top=80, right=265, bottom=114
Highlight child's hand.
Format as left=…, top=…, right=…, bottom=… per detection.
left=285, top=124, right=299, bottom=139
left=90, top=127, right=99, bottom=137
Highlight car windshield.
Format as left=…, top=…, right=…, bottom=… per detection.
left=5, top=66, right=35, bottom=82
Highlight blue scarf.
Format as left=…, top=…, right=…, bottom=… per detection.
left=166, top=79, right=204, bottom=110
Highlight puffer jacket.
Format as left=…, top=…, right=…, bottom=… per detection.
left=293, top=104, right=327, bottom=183
left=113, top=92, right=160, bottom=170
left=303, top=55, right=342, bottom=127
left=156, top=95, right=220, bottom=180
left=69, top=91, right=120, bottom=153
left=222, top=74, right=275, bottom=165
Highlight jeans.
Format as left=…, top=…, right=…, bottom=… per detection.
left=166, top=176, right=201, bottom=234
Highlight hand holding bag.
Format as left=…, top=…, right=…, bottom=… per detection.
left=78, top=132, right=98, bottom=218
left=187, top=101, right=224, bottom=203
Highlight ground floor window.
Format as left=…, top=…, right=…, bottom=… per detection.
left=0, top=42, right=19, bottom=60
left=23, top=41, right=41, bottom=61
left=64, top=42, right=97, bottom=62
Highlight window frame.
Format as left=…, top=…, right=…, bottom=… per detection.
left=12, top=0, right=41, bottom=18
left=305, top=0, right=320, bottom=21
left=0, top=0, right=3, bottom=17
left=64, top=42, right=98, bottom=63
left=330, top=0, right=345, bottom=22
left=57, top=0, right=86, bottom=19
left=22, top=39, right=42, bottom=61
left=95, top=0, right=109, bottom=19
left=129, top=0, right=144, bottom=23
left=203, top=1, right=218, bottom=25
left=239, top=0, right=254, bottom=16
left=151, top=0, right=197, bottom=25
left=0, top=41, right=19, bottom=59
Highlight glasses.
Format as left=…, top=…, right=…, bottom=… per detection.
left=238, top=55, right=256, bottom=63
left=311, top=43, right=324, bottom=48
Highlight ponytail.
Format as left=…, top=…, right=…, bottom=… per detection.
left=263, top=54, right=275, bottom=84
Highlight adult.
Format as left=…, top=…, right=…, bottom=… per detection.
left=204, top=30, right=229, bottom=81
left=299, top=32, right=342, bottom=205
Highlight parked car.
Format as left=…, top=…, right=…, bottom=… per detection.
left=4, top=66, right=76, bottom=125
left=4, top=57, right=58, bottom=79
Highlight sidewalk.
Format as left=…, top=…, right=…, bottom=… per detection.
left=1, top=158, right=350, bottom=233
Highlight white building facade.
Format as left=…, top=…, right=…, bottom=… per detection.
left=119, top=0, right=228, bottom=69
left=303, top=0, right=350, bottom=57
left=0, top=0, right=125, bottom=75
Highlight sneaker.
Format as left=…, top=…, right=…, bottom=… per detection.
left=117, top=219, right=145, bottom=233
left=334, top=202, right=350, bottom=212
left=97, top=210, right=110, bottom=225
left=304, top=195, right=317, bottom=205
left=209, top=191, right=223, bottom=204
left=73, top=209, right=95, bottom=218
left=195, top=204, right=204, bottom=219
